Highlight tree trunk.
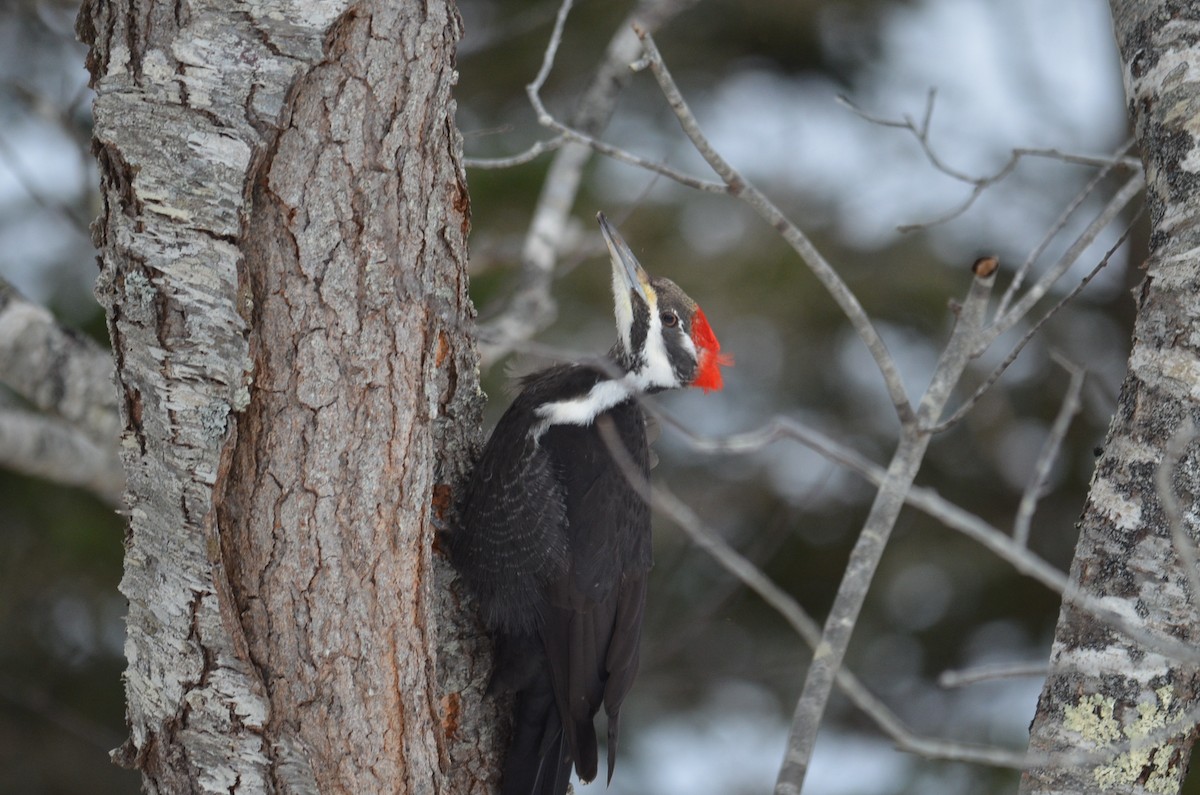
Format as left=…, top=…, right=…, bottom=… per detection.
left=1021, top=2, right=1200, bottom=792
left=77, top=0, right=499, bottom=791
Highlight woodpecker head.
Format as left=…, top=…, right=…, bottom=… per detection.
left=598, top=212, right=729, bottom=393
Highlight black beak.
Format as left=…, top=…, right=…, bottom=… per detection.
left=598, top=212, right=653, bottom=306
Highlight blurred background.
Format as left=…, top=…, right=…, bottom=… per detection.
left=0, top=0, right=1159, bottom=793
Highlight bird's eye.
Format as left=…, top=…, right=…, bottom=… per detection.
left=660, top=311, right=679, bottom=328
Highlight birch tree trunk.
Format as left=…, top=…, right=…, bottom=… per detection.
left=77, top=0, right=499, bottom=791
left=1021, top=2, right=1200, bottom=792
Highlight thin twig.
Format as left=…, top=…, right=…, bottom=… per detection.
left=1011, top=147, right=1142, bottom=171
left=772, top=266, right=995, bottom=795
left=928, top=213, right=1139, bottom=434
left=594, top=420, right=1034, bottom=770
left=938, top=661, right=1050, bottom=689
left=651, top=402, right=1200, bottom=665
left=463, top=135, right=565, bottom=169
left=839, top=89, right=975, bottom=184
left=902, top=479, right=1200, bottom=666
left=838, top=91, right=1141, bottom=233
left=645, top=504, right=797, bottom=669
left=988, top=173, right=1143, bottom=342
left=1013, top=358, right=1085, bottom=547
left=996, top=140, right=1134, bottom=319
left=525, top=42, right=727, bottom=197
left=525, top=0, right=575, bottom=108
left=551, top=128, right=728, bottom=192
left=477, top=0, right=710, bottom=366
left=650, top=482, right=1029, bottom=770
left=635, top=28, right=915, bottom=424
left=651, top=406, right=1071, bottom=590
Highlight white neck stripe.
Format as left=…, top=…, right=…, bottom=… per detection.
left=634, top=310, right=672, bottom=390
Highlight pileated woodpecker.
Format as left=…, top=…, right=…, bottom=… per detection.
left=452, top=212, right=727, bottom=795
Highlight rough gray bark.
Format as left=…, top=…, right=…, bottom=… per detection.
left=77, top=0, right=498, bottom=792
left=1021, top=2, right=1200, bottom=792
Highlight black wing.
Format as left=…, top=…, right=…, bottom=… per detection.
left=455, top=365, right=653, bottom=794
left=452, top=395, right=570, bottom=634
left=538, top=398, right=652, bottom=784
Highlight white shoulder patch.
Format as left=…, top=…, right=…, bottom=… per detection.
left=533, top=379, right=633, bottom=439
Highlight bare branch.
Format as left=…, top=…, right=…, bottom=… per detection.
left=1011, top=148, right=1142, bottom=171
left=838, top=90, right=975, bottom=184
left=989, top=173, right=1143, bottom=341
left=651, top=405, right=1074, bottom=593
left=938, top=661, right=1050, bottom=689
left=595, top=419, right=1034, bottom=771
left=0, top=277, right=122, bottom=503
left=477, top=0, right=709, bottom=367
left=635, top=28, right=916, bottom=424
left=0, top=406, right=123, bottom=503
left=650, top=482, right=1031, bottom=770
left=901, top=475, right=1200, bottom=666
left=651, top=373, right=1200, bottom=668
left=519, top=0, right=726, bottom=193
left=996, top=143, right=1133, bottom=319
left=648, top=398, right=1180, bottom=653
left=511, top=5, right=726, bottom=196
left=838, top=91, right=1142, bottom=233
left=463, top=135, right=565, bottom=169
left=0, top=277, right=119, bottom=445
left=525, top=0, right=575, bottom=112
left=546, top=129, right=728, bottom=192
left=645, top=505, right=795, bottom=668
left=773, top=266, right=995, bottom=795
left=1013, top=359, right=1085, bottom=547
left=683, top=417, right=1200, bottom=665
left=929, top=214, right=1138, bottom=434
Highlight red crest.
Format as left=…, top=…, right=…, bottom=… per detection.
left=689, top=308, right=731, bottom=391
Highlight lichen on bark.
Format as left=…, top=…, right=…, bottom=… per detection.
left=1021, top=3, right=1200, bottom=793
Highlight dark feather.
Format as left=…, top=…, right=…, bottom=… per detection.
left=453, top=362, right=653, bottom=794
left=499, top=646, right=573, bottom=795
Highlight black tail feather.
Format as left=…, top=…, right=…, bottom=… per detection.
left=502, top=674, right=574, bottom=795
left=606, top=709, right=620, bottom=784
